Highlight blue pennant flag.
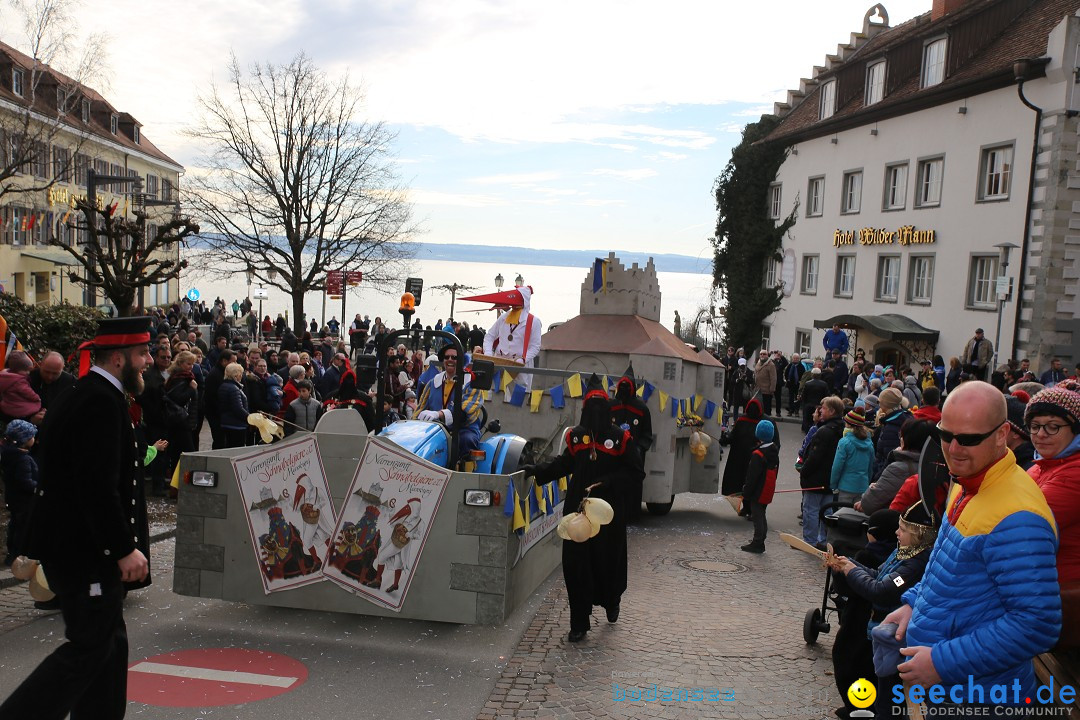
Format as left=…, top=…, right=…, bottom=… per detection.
left=704, top=400, right=717, bottom=420
left=680, top=398, right=688, bottom=417
left=509, top=383, right=528, bottom=407
left=641, top=381, right=654, bottom=403
left=528, top=485, right=540, bottom=517
left=671, top=400, right=679, bottom=418
left=592, top=258, right=606, bottom=293
left=550, top=479, right=560, bottom=507
left=544, top=484, right=555, bottom=515
left=550, top=384, right=565, bottom=409
left=503, top=478, right=515, bottom=517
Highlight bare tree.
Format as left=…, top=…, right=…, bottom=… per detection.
left=0, top=0, right=108, bottom=202
left=50, top=200, right=199, bottom=316
left=185, top=52, right=417, bottom=331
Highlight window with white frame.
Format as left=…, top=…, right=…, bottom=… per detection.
left=819, top=79, right=836, bottom=120
left=907, top=255, right=935, bottom=304
left=807, top=176, right=824, bottom=217
left=801, top=254, right=819, bottom=294
left=11, top=68, right=24, bottom=97
left=922, top=38, right=947, bottom=88
left=110, top=114, right=118, bottom=135
left=133, top=126, right=140, bottom=144
left=764, top=255, right=780, bottom=288
left=979, top=144, right=1013, bottom=201
left=761, top=324, right=771, bottom=351
left=967, top=255, right=999, bottom=309
left=162, top=178, right=173, bottom=202
left=56, top=87, right=66, bottom=112
left=866, top=61, right=886, bottom=105
left=915, top=157, right=943, bottom=207
left=883, top=163, right=907, bottom=210
left=52, top=146, right=70, bottom=182
left=876, top=255, right=901, bottom=301
left=768, top=183, right=781, bottom=219
left=74, top=153, right=89, bottom=186
left=835, top=255, right=856, bottom=297
left=146, top=174, right=159, bottom=199
left=795, top=330, right=811, bottom=357
left=841, top=171, right=862, bottom=214
left=81, top=99, right=90, bottom=123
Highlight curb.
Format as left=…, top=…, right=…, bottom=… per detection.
left=0, top=528, right=176, bottom=592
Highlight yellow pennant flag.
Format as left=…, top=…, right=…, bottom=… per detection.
left=482, top=390, right=493, bottom=402
left=530, top=389, right=543, bottom=413
left=169, top=456, right=182, bottom=489
left=512, top=486, right=526, bottom=532
left=521, top=493, right=531, bottom=532
left=601, top=375, right=609, bottom=391
left=636, top=384, right=644, bottom=397
left=657, top=390, right=669, bottom=412
left=717, top=406, right=724, bottom=425
left=501, top=370, right=515, bottom=392
left=566, top=373, right=582, bottom=398
left=558, top=476, right=568, bottom=494
left=534, top=483, right=546, bottom=514
left=693, top=395, right=704, bottom=413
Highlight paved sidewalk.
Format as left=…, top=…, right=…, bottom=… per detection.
left=480, top=497, right=839, bottom=720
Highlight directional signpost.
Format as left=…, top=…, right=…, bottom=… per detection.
left=326, top=270, right=361, bottom=328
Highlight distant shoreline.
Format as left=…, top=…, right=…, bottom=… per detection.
left=417, top=243, right=712, bottom=275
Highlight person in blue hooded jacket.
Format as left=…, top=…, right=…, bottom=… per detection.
left=880, top=382, right=1060, bottom=708
left=830, top=408, right=876, bottom=505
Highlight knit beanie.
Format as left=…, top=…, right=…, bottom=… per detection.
left=754, top=421, right=774, bottom=443
left=866, top=509, right=900, bottom=541
left=1024, top=380, right=1080, bottom=433
left=3, top=419, right=37, bottom=446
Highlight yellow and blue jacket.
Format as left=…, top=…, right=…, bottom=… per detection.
left=904, top=450, right=1061, bottom=694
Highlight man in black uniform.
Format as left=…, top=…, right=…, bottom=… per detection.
left=609, top=364, right=652, bottom=522
left=0, top=317, right=152, bottom=720
left=521, top=375, right=644, bottom=643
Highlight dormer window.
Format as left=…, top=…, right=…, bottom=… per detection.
left=922, top=37, right=947, bottom=88
left=866, top=61, right=885, bottom=105
left=81, top=98, right=90, bottom=123
left=819, top=79, right=836, bottom=120
left=56, top=87, right=67, bottom=112
left=110, top=114, right=118, bottom=134
left=133, top=126, right=140, bottom=144
left=11, top=68, right=24, bottom=97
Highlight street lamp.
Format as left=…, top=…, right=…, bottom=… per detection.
left=992, top=241, right=1020, bottom=370
left=494, top=273, right=504, bottom=289
left=515, top=273, right=524, bottom=287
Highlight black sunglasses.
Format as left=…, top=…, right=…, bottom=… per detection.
left=936, top=422, right=1003, bottom=447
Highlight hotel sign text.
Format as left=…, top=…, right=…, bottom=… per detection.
left=832, top=225, right=936, bottom=248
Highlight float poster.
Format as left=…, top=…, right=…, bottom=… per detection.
left=324, top=436, right=451, bottom=611
left=233, top=435, right=336, bottom=594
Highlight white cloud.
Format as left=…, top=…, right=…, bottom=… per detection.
left=588, top=168, right=658, bottom=181
left=408, top=190, right=506, bottom=207
left=468, top=171, right=561, bottom=185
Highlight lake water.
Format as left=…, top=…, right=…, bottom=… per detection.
left=181, top=256, right=715, bottom=336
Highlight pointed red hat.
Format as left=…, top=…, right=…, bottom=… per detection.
left=460, top=286, right=532, bottom=308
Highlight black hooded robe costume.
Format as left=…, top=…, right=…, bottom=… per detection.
left=528, top=376, right=644, bottom=636
left=610, top=365, right=652, bottom=522
left=720, top=397, right=779, bottom=497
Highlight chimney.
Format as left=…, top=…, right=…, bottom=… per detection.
left=932, top=0, right=970, bottom=21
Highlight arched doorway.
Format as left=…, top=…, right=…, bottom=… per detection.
left=873, top=342, right=907, bottom=369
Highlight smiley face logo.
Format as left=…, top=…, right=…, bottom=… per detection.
left=847, top=678, right=876, bottom=709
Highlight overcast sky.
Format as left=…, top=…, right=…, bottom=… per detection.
left=5, top=0, right=929, bottom=258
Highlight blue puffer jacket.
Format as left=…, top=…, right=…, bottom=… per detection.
left=830, top=431, right=875, bottom=494
left=903, top=451, right=1060, bottom=695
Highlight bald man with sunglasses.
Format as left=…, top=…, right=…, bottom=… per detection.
left=881, top=382, right=1061, bottom=706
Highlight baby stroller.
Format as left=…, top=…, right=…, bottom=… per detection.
left=803, top=501, right=870, bottom=644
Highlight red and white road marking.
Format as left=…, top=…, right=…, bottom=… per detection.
left=128, top=648, right=308, bottom=707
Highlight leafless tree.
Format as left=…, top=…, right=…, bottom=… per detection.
left=0, top=0, right=109, bottom=202
left=50, top=200, right=199, bottom=316
left=185, top=52, right=417, bottom=331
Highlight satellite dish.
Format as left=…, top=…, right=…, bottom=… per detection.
left=917, top=435, right=951, bottom=524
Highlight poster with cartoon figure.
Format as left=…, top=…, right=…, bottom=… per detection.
left=324, top=435, right=450, bottom=611
left=233, top=435, right=335, bottom=594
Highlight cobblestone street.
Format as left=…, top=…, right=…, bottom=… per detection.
left=480, top=491, right=839, bottom=720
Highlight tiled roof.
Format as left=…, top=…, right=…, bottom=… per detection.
left=0, top=40, right=180, bottom=169
left=763, top=0, right=1080, bottom=145
left=542, top=314, right=723, bottom=366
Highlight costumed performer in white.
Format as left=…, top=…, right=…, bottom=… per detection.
left=291, top=472, right=335, bottom=562
left=462, top=285, right=542, bottom=397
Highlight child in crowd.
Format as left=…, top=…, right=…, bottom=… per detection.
left=831, top=409, right=875, bottom=505
left=1, top=420, right=39, bottom=566
left=285, top=379, right=323, bottom=435
left=740, top=422, right=779, bottom=554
